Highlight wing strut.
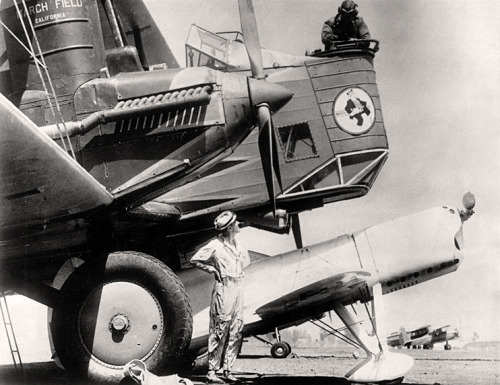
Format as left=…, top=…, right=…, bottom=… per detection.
left=332, top=285, right=414, bottom=383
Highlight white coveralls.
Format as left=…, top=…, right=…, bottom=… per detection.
left=191, top=236, right=250, bottom=373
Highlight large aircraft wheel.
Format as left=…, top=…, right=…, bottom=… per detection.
left=51, top=251, right=192, bottom=384
left=270, top=341, right=291, bottom=359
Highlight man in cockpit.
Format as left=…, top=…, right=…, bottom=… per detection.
left=321, top=0, right=371, bottom=50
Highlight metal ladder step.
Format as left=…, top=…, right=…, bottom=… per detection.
left=0, top=294, right=23, bottom=372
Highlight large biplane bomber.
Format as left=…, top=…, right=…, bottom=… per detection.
left=0, top=0, right=474, bottom=384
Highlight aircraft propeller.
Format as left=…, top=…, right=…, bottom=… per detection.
left=238, top=0, right=287, bottom=216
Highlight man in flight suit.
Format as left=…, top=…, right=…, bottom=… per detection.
left=321, top=0, right=371, bottom=50
left=190, top=211, right=250, bottom=383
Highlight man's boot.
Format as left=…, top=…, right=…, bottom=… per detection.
left=223, top=371, right=238, bottom=383
left=206, top=370, right=225, bottom=384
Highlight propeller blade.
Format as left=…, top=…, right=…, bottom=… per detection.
left=257, top=105, right=276, bottom=215
left=257, top=104, right=285, bottom=216
left=271, top=126, right=283, bottom=193
left=291, top=213, right=303, bottom=249
left=238, top=0, right=290, bottom=214
left=238, top=0, right=265, bottom=79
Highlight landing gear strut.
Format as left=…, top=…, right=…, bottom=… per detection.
left=308, top=284, right=414, bottom=383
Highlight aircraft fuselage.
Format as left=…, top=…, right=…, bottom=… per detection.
left=179, top=205, right=465, bottom=354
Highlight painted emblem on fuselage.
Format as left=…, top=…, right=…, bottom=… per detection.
left=333, top=87, right=375, bottom=135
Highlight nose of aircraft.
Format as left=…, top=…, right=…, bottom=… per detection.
left=247, top=77, right=293, bottom=113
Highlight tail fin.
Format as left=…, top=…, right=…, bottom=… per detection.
left=400, top=331, right=410, bottom=346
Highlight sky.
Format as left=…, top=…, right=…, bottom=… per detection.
left=146, top=0, right=500, bottom=341
left=1, top=0, right=499, bottom=365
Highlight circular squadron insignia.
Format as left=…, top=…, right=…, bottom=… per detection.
left=333, top=87, right=375, bottom=135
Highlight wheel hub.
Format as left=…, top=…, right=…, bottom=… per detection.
left=109, top=314, right=130, bottom=334
left=78, top=281, right=164, bottom=367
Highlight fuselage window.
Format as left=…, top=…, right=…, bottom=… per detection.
left=276, top=122, right=318, bottom=162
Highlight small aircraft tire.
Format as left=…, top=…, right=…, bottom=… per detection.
left=51, top=251, right=193, bottom=384
left=270, top=341, right=291, bottom=359
left=444, top=343, right=452, bottom=350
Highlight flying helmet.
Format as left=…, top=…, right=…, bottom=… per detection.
left=214, top=211, right=237, bottom=231
left=339, top=0, right=358, bottom=17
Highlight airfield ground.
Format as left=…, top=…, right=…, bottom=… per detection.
left=0, top=342, right=498, bottom=385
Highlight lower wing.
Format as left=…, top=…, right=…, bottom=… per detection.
left=0, top=94, right=113, bottom=230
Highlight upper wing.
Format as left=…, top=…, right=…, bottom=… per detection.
left=0, top=94, right=113, bottom=230
left=255, top=271, right=370, bottom=318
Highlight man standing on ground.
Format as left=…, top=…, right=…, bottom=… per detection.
left=190, top=211, right=250, bottom=383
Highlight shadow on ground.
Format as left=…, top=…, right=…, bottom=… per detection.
left=0, top=362, right=82, bottom=385
left=0, top=362, right=354, bottom=385
left=189, top=374, right=353, bottom=385
left=1, top=362, right=435, bottom=385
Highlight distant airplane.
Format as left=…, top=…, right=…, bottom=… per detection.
left=180, top=197, right=475, bottom=384
left=388, top=325, right=460, bottom=350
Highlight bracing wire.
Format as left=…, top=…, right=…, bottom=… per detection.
left=310, top=318, right=361, bottom=349
left=0, top=20, right=46, bottom=69
left=11, top=1, right=70, bottom=154
left=13, top=0, right=76, bottom=159
left=19, top=0, right=77, bottom=160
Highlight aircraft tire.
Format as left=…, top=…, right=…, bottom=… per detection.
left=270, top=341, right=291, bottom=359
left=51, top=251, right=193, bottom=384
left=444, top=343, right=452, bottom=350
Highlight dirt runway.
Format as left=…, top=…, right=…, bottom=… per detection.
left=0, top=344, right=498, bottom=385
